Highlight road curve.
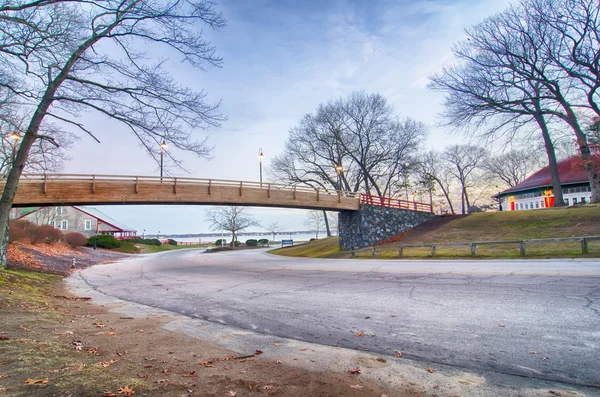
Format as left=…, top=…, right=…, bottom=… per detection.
left=77, top=249, right=600, bottom=388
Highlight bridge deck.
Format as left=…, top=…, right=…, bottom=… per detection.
left=5, top=174, right=360, bottom=211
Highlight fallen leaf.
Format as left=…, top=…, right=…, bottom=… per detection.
left=227, top=391, right=237, bottom=397
left=118, top=386, right=135, bottom=396
left=263, top=385, right=274, bottom=390
left=24, top=378, right=49, bottom=385
left=300, top=348, right=307, bottom=352
left=143, top=364, right=153, bottom=368
left=390, top=315, right=397, bottom=317
left=156, top=379, right=169, bottom=383
left=348, top=368, right=361, bottom=375
left=162, top=369, right=168, bottom=374
left=427, top=368, right=435, bottom=373
left=0, top=336, right=10, bottom=341
left=247, top=384, right=253, bottom=390
left=255, top=350, right=263, bottom=355
left=136, top=329, right=144, bottom=333
left=350, top=384, right=364, bottom=389
left=97, top=360, right=117, bottom=368
left=19, top=326, right=30, bottom=332
left=274, top=343, right=281, bottom=347
left=183, top=371, right=196, bottom=377
left=94, top=322, right=105, bottom=328
left=137, top=373, right=147, bottom=378
left=395, top=351, right=403, bottom=358
left=354, top=331, right=365, bottom=337
left=542, top=356, right=549, bottom=361
left=276, top=360, right=282, bottom=364
left=548, top=391, right=562, bottom=396
left=529, top=351, right=538, bottom=354
left=498, top=324, right=505, bottom=327
left=104, top=391, right=117, bottom=397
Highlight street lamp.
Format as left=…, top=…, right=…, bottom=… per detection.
left=9, top=132, right=20, bottom=165
left=160, top=140, right=168, bottom=181
left=335, top=164, right=343, bottom=191
left=258, top=148, right=265, bottom=187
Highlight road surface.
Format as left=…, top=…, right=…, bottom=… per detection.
left=78, top=249, right=600, bottom=388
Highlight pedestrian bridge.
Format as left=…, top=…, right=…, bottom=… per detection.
left=5, top=174, right=433, bottom=213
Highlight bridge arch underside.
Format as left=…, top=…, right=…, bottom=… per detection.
left=7, top=179, right=359, bottom=212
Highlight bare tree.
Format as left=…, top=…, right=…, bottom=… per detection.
left=270, top=92, right=426, bottom=198
left=0, top=0, right=226, bottom=267
left=417, top=151, right=456, bottom=214
left=304, top=210, right=325, bottom=240
left=266, top=221, right=281, bottom=243
left=483, top=150, right=541, bottom=188
left=205, top=206, right=259, bottom=249
left=443, top=145, right=488, bottom=214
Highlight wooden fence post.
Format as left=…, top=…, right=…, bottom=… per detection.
left=372, top=247, right=376, bottom=257
left=581, top=238, right=589, bottom=254
left=399, top=246, right=403, bottom=258
left=431, top=245, right=436, bottom=257
left=519, top=241, right=526, bottom=257
left=351, top=247, right=356, bottom=258
left=470, top=243, right=476, bottom=257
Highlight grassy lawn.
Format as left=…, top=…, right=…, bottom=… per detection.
left=270, top=206, right=600, bottom=259
left=118, top=243, right=208, bottom=254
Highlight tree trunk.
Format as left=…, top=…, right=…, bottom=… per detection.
left=322, top=210, right=331, bottom=237
left=463, top=187, right=471, bottom=211
left=461, top=190, right=466, bottom=214
left=230, top=231, right=235, bottom=249
left=434, top=178, right=455, bottom=214
left=534, top=113, right=565, bottom=206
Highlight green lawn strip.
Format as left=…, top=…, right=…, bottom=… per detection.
left=126, top=243, right=207, bottom=254
left=269, top=237, right=341, bottom=258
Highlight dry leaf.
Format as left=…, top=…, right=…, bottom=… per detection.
left=0, top=337, right=10, bottom=341
left=227, top=391, right=237, bottom=397
left=542, top=356, right=549, bottom=361
left=183, top=371, right=196, bottom=377
left=427, top=368, right=435, bottom=373
left=19, top=326, right=30, bottom=332
left=143, top=364, right=153, bottom=368
left=529, top=351, right=538, bottom=354
left=98, top=360, right=117, bottom=368
left=300, top=348, right=307, bottom=352
left=276, top=360, right=282, bottom=364
left=498, top=324, right=505, bottom=327
left=274, top=343, right=281, bottom=347
left=104, top=391, right=117, bottom=397
left=118, top=385, right=135, bottom=396
left=348, top=368, right=361, bottom=375
left=94, top=322, right=105, bottom=328
left=394, top=351, right=403, bottom=358
left=263, top=385, right=273, bottom=390
left=350, top=384, right=364, bottom=389
left=354, top=331, right=365, bottom=337
left=24, top=378, right=48, bottom=385
left=137, top=373, right=147, bottom=378
left=255, top=350, right=263, bottom=355
left=247, top=384, right=253, bottom=390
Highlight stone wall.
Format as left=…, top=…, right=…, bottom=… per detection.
left=338, top=204, right=437, bottom=250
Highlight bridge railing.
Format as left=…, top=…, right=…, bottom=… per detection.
left=360, top=193, right=433, bottom=213
left=15, top=173, right=361, bottom=199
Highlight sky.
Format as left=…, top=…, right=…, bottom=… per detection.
left=61, top=0, right=512, bottom=235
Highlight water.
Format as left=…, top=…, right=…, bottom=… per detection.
left=163, top=232, right=333, bottom=244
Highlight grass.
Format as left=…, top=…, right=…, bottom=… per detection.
left=135, top=243, right=207, bottom=254
left=270, top=205, right=600, bottom=259
left=270, top=237, right=341, bottom=258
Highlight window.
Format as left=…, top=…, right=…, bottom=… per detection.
left=61, top=220, right=68, bottom=230
left=535, top=202, right=539, bottom=208
left=581, top=197, right=586, bottom=204
left=85, top=220, right=92, bottom=230
left=50, top=221, right=56, bottom=228
left=565, top=198, right=569, bottom=205
left=573, top=198, right=578, bottom=205
left=56, top=207, right=63, bottom=215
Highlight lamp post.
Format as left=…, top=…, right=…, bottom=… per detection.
left=142, top=229, right=145, bottom=239
left=335, top=164, right=343, bottom=191
left=160, top=140, right=168, bottom=181
left=9, top=132, right=20, bottom=165
left=157, top=230, right=160, bottom=241
left=258, top=148, right=264, bottom=187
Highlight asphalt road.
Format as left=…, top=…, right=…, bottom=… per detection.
left=79, top=249, right=600, bottom=388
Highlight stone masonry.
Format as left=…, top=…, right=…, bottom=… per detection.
left=338, top=204, right=437, bottom=250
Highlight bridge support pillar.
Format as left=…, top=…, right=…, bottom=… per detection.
left=338, top=204, right=436, bottom=251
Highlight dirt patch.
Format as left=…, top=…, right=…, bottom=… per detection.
left=0, top=268, right=415, bottom=396
left=7, top=242, right=128, bottom=276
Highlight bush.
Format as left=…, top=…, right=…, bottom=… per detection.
left=29, top=225, right=64, bottom=244
left=310, top=238, right=316, bottom=241
left=258, top=238, right=269, bottom=246
left=66, top=232, right=87, bottom=247
left=234, top=240, right=241, bottom=247
left=215, top=239, right=227, bottom=247
left=88, top=234, right=121, bottom=249
left=468, top=205, right=483, bottom=213
left=123, top=237, right=161, bottom=246
left=168, top=239, right=177, bottom=246
left=245, top=239, right=258, bottom=246
left=8, top=219, right=35, bottom=243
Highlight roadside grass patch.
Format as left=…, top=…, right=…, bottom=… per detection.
left=269, top=237, right=340, bottom=258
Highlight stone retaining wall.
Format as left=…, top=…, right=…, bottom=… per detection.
left=338, top=204, right=437, bottom=250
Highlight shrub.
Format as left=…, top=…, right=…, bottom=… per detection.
left=168, top=239, right=177, bottom=246
left=258, top=238, right=269, bottom=246
left=310, top=238, right=316, bottom=241
left=66, top=232, right=88, bottom=247
left=88, top=234, right=121, bottom=249
left=123, top=237, right=161, bottom=246
left=468, top=205, right=483, bottom=213
left=29, top=225, right=64, bottom=244
left=245, top=239, right=258, bottom=246
left=232, top=240, right=241, bottom=247
left=8, top=219, right=35, bottom=243
left=215, top=239, right=227, bottom=247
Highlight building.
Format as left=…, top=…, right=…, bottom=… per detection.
left=496, top=154, right=598, bottom=211
left=17, top=206, right=137, bottom=238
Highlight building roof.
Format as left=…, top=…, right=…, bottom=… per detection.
left=74, top=206, right=136, bottom=232
left=499, top=153, right=600, bottom=196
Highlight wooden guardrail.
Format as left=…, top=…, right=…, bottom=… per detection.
left=360, top=193, right=433, bottom=213
left=394, top=236, right=600, bottom=257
